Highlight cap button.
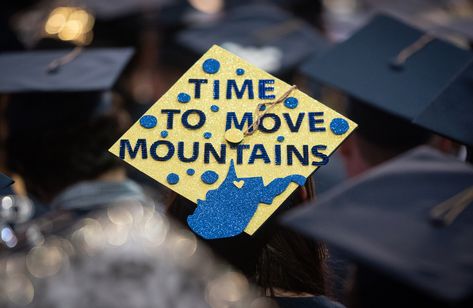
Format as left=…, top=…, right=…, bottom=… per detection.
left=225, top=129, right=244, bottom=144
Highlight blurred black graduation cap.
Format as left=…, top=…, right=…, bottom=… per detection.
left=414, top=62, right=473, bottom=149
left=282, top=146, right=473, bottom=304
left=177, top=3, right=330, bottom=76
left=0, top=173, right=14, bottom=193
left=0, top=48, right=133, bottom=133
left=300, top=13, right=473, bottom=148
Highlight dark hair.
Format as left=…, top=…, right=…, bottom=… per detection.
left=168, top=185, right=329, bottom=296
left=347, top=97, right=432, bottom=165
left=5, top=92, right=126, bottom=202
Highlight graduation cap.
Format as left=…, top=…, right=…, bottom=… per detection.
left=414, top=62, right=473, bottom=148
left=282, top=146, right=473, bottom=303
left=0, top=48, right=133, bottom=132
left=80, top=0, right=169, bottom=20
left=300, top=14, right=473, bottom=146
left=0, top=47, right=133, bottom=93
left=0, top=173, right=14, bottom=193
left=109, top=45, right=356, bottom=239
left=177, top=3, right=330, bottom=75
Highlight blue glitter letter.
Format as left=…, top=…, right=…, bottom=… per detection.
left=188, top=79, right=208, bottom=99
left=287, top=145, right=309, bottom=166
left=309, top=112, right=325, bottom=132
left=249, top=144, right=271, bottom=164
left=311, top=145, right=329, bottom=166
left=161, top=109, right=181, bottom=129
left=178, top=142, right=199, bottom=162
left=258, top=79, right=275, bottom=99
left=259, top=113, right=281, bottom=133
left=120, top=139, right=147, bottom=159
left=226, top=79, right=254, bottom=99
left=150, top=141, right=175, bottom=161
left=283, top=113, right=304, bottom=132
left=204, top=143, right=226, bottom=164
left=225, top=112, right=253, bottom=132
left=182, top=109, right=206, bottom=129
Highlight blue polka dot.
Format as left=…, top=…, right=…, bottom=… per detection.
left=284, top=97, right=298, bottom=109
left=161, top=130, right=168, bottom=138
left=259, top=105, right=267, bottom=111
left=277, top=136, right=285, bottom=142
left=201, top=170, right=219, bottom=184
left=187, top=168, right=195, bottom=176
left=211, top=105, right=219, bottom=112
left=330, top=118, right=350, bottom=135
left=236, top=68, right=245, bottom=75
left=203, top=58, right=220, bottom=74
left=177, top=92, right=191, bottom=103
left=204, top=132, right=212, bottom=139
left=167, top=173, right=179, bottom=185
left=140, top=115, right=157, bottom=129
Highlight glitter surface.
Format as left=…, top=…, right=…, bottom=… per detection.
left=201, top=170, right=219, bottom=184
left=167, top=173, right=179, bottom=185
left=204, top=132, right=212, bottom=139
left=202, top=58, right=220, bottom=74
left=277, top=136, right=285, bottom=142
left=330, top=118, right=350, bottom=135
left=161, top=130, right=169, bottom=138
left=236, top=68, right=245, bottom=75
left=187, top=161, right=305, bottom=239
left=284, top=97, right=298, bottom=109
left=177, top=93, right=191, bottom=103
left=139, top=115, right=157, bottom=129
left=187, top=168, right=195, bottom=176
left=210, top=105, right=219, bottom=112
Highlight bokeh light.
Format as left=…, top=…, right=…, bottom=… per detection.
left=43, top=7, right=95, bottom=45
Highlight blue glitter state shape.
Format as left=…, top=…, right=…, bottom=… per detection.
left=187, top=168, right=195, bottom=176
left=211, top=105, right=219, bottom=112
left=277, top=136, right=285, bottom=142
left=201, top=170, right=219, bottom=184
left=167, top=173, right=179, bottom=185
left=140, top=115, right=157, bottom=129
left=204, top=132, right=212, bottom=139
left=187, top=160, right=305, bottom=239
left=161, top=130, right=168, bottom=138
left=203, top=58, right=220, bottom=74
left=177, top=92, right=191, bottom=103
left=236, top=68, right=245, bottom=75
left=284, top=97, right=298, bottom=109
left=330, top=118, right=349, bottom=135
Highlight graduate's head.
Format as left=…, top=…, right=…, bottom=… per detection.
left=339, top=97, right=432, bottom=177
left=298, top=14, right=473, bottom=176
left=0, top=48, right=134, bottom=202
left=5, top=91, right=128, bottom=202
left=168, top=181, right=330, bottom=297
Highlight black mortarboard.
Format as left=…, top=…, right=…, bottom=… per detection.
left=414, top=62, right=473, bottom=147
left=283, top=146, right=473, bottom=303
left=0, top=48, right=133, bottom=93
left=0, top=173, right=14, bottom=192
left=301, top=13, right=473, bottom=120
left=81, top=0, right=168, bottom=20
left=177, top=3, right=330, bottom=75
left=0, top=48, right=133, bottom=133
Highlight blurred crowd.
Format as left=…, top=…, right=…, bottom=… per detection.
left=0, top=0, right=472, bottom=307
